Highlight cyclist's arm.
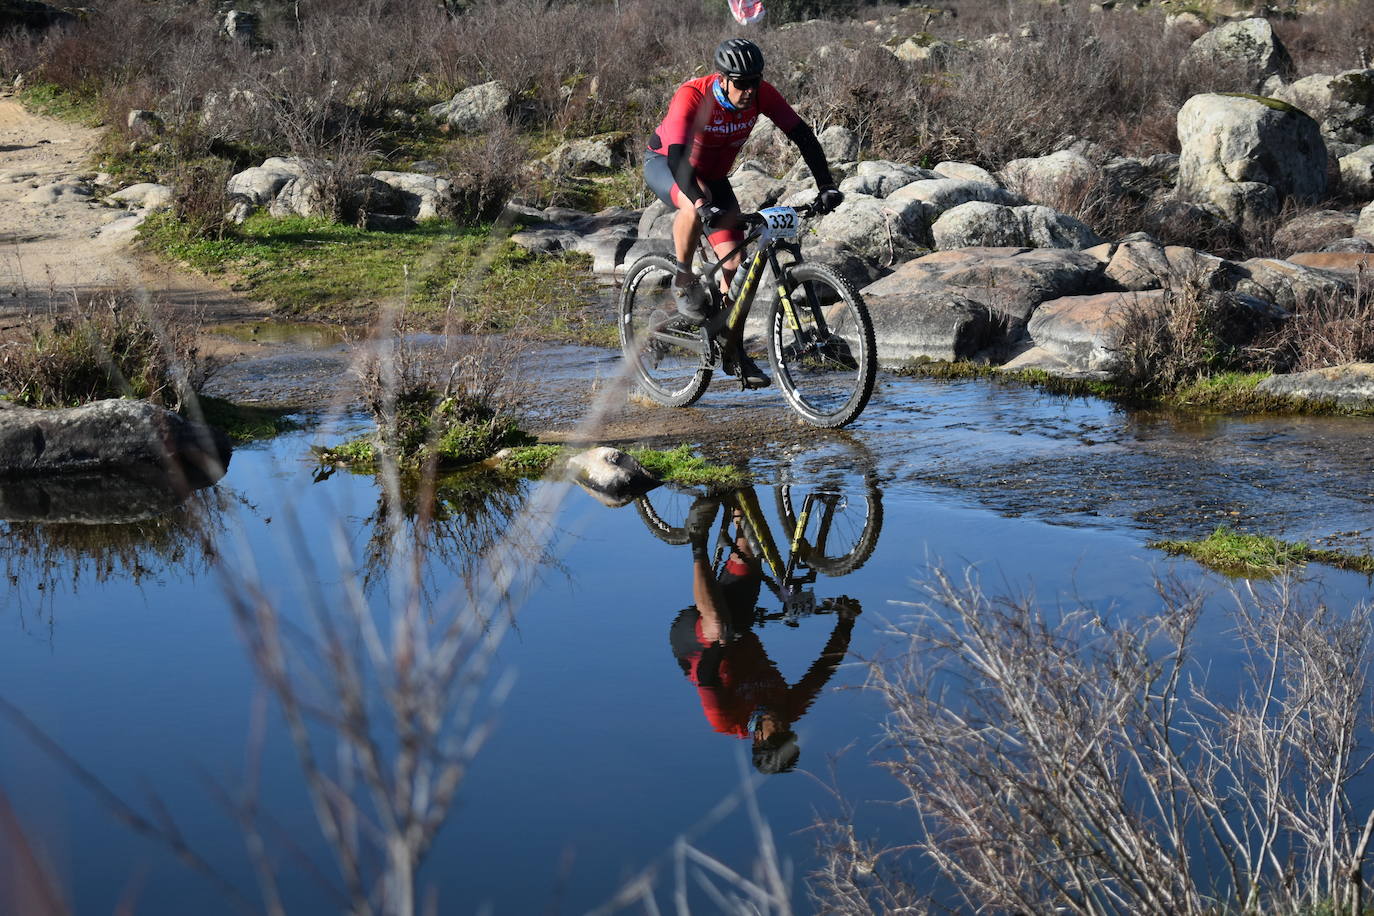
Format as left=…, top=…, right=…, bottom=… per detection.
left=758, top=84, right=836, bottom=191
left=658, top=82, right=708, bottom=206
left=784, top=121, right=836, bottom=190
left=782, top=615, right=855, bottom=722
left=665, top=144, right=704, bottom=205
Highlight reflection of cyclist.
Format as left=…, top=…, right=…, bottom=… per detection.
left=668, top=496, right=860, bottom=774
left=644, top=38, right=845, bottom=387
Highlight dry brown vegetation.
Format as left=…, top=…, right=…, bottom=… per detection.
left=812, top=569, right=1374, bottom=915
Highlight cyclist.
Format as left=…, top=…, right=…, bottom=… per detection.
left=668, top=495, right=861, bottom=774
left=643, top=37, right=845, bottom=388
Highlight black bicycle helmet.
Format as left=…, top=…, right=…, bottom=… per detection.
left=714, top=38, right=765, bottom=79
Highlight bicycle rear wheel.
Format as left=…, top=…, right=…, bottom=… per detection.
left=765, top=262, right=876, bottom=428
left=620, top=255, right=713, bottom=407
left=635, top=485, right=706, bottom=545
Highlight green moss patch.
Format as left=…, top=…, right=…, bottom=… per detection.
left=140, top=213, right=611, bottom=344
left=626, top=444, right=748, bottom=489
left=1153, top=525, right=1374, bottom=577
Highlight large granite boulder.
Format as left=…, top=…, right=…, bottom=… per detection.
left=1000, top=150, right=1101, bottom=207
left=1100, top=236, right=1234, bottom=291
left=813, top=195, right=929, bottom=262
left=1184, top=18, right=1293, bottom=91
left=1177, top=93, right=1327, bottom=218
left=371, top=171, right=454, bottom=221
left=932, top=161, right=998, bottom=186
left=1016, top=205, right=1101, bottom=250
left=429, top=81, right=511, bottom=133
left=931, top=202, right=1025, bottom=249
left=1272, top=70, right=1374, bottom=146
left=1272, top=210, right=1359, bottom=257
left=888, top=178, right=1025, bottom=221
left=1232, top=258, right=1351, bottom=311
left=860, top=281, right=998, bottom=363
left=874, top=247, right=1108, bottom=325
left=1360, top=202, right=1374, bottom=240
left=539, top=133, right=633, bottom=176
left=0, top=399, right=231, bottom=479
left=839, top=160, right=936, bottom=199
left=1027, top=291, right=1170, bottom=373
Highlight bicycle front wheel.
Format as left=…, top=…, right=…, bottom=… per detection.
left=765, top=262, right=877, bottom=428
left=620, top=255, right=713, bottom=407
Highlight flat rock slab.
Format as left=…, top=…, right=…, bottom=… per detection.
left=1257, top=362, right=1374, bottom=409
left=1028, top=291, right=1169, bottom=373
left=870, top=247, right=1108, bottom=322
left=863, top=285, right=997, bottom=363
left=0, top=399, right=231, bottom=479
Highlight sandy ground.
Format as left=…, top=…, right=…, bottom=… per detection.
left=0, top=93, right=269, bottom=333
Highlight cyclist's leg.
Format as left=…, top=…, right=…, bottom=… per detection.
left=644, top=152, right=703, bottom=289
left=704, top=179, right=744, bottom=300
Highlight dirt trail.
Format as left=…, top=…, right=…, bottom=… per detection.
left=0, top=93, right=268, bottom=328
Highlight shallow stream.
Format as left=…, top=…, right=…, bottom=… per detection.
left=2, top=356, right=1372, bottom=914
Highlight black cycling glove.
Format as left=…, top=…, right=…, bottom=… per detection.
left=815, top=187, right=844, bottom=215
left=698, top=204, right=726, bottom=230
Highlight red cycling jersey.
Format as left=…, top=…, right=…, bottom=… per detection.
left=648, top=74, right=803, bottom=182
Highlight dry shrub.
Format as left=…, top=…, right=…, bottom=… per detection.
left=842, top=567, right=1374, bottom=915
left=441, top=120, right=529, bottom=224
left=1265, top=271, right=1374, bottom=373
left=357, top=314, right=531, bottom=469
left=170, top=160, right=235, bottom=240
left=0, top=294, right=211, bottom=410
left=1111, top=275, right=1277, bottom=395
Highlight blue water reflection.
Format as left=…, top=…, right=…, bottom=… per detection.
left=1, top=415, right=1371, bottom=914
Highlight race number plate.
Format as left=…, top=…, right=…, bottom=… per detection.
left=758, top=206, right=800, bottom=242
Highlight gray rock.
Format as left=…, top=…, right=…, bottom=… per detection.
left=94, top=212, right=146, bottom=246
left=539, top=134, right=633, bottom=176
left=861, top=283, right=997, bottom=363
left=1284, top=251, right=1374, bottom=276
left=932, top=161, right=998, bottom=185
left=219, top=8, right=257, bottom=42
left=730, top=161, right=791, bottom=212
left=1340, top=145, right=1374, bottom=199
left=1256, top=362, right=1374, bottom=409
left=1104, top=237, right=1234, bottom=291
left=567, top=446, right=660, bottom=507
left=1272, top=70, right=1374, bottom=146
left=932, top=201, right=1026, bottom=249
left=269, top=178, right=328, bottom=219
left=371, top=171, right=454, bottom=221
left=1205, top=180, right=1280, bottom=228
left=1232, top=257, right=1351, bottom=311
left=1028, top=291, right=1170, bottom=372
left=429, top=81, right=511, bottom=133
left=227, top=161, right=307, bottom=206
left=889, top=177, right=1025, bottom=220
left=1360, top=202, right=1374, bottom=240
left=1177, top=93, right=1327, bottom=208
left=0, top=399, right=231, bottom=478
left=1320, top=237, right=1374, bottom=254
left=1000, top=150, right=1101, bottom=207
left=22, top=180, right=90, bottom=204
left=876, top=246, right=1108, bottom=325
left=108, top=182, right=173, bottom=211
left=838, top=160, right=935, bottom=199
left=818, top=125, right=861, bottom=165
left=813, top=194, right=929, bottom=262
left=1272, top=209, right=1359, bottom=257
left=892, top=36, right=955, bottom=67
left=126, top=109, right=163, bottom=137
left=1016, top=205, right=1102, bottom=250
left=1185, top=18, right=1293, bottom=90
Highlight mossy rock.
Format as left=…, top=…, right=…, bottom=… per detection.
left=1219, top=92, right=1302, bottom=114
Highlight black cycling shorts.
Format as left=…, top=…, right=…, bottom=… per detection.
left=643, top=151, right=739, bottom=213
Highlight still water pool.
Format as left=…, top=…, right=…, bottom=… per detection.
left=2, top=377, right=1372, bottom=914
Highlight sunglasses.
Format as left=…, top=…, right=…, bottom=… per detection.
left=729, top=76, right=761, bottom=90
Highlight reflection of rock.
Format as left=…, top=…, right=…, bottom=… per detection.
left=567, top=446, right=659, bottom=507
left=0, top=463, right=222, bottom=524
left=0, top=399, right=231, bottom=479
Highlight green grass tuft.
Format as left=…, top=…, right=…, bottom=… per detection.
left=627, top=445, right=748, bottom=488
left=18, top=82, right=103, bottom=125
left=1152, top=526, right=1374, bottom=577
left=497, top=443, right=567, bottom=476
left=139, top=213, right=611, bottom=344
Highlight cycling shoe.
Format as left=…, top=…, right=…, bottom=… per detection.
left=722, top=350, right=771, bottom=389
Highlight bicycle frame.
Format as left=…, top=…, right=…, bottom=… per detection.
left=695, top=210, right=834, bottom=356
left=712, top=487, right=822, bottom=623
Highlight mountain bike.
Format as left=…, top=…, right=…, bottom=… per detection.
left=634, top=447, right=882, bottom=625
left=619, top=202, right=878, bottom=429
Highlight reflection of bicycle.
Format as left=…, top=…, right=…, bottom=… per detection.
left=636, top=476, right=881, bottom=626
left=619, top=202, right=878, bottom=428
